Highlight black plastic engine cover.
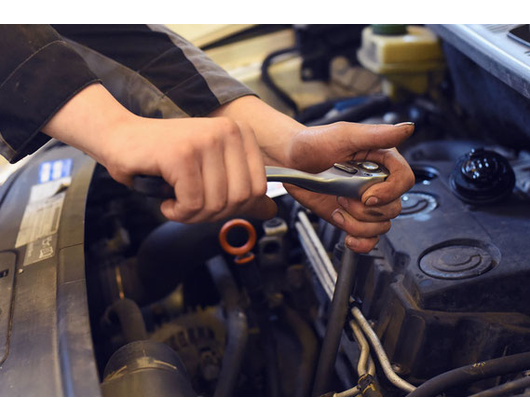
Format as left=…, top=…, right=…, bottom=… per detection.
left=0, top=145, right=100, bottom=396
left=354, top=157, right=530, bottom=383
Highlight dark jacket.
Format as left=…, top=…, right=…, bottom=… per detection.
left=0, top=24, right=254, bottom=163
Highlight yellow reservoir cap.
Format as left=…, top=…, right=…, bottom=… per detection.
left=357, top=25, right=445, bottom=99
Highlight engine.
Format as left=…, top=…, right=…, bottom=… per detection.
left=82, top=123, right=530, bottom=398
left=78, top=25, right=530, bottom=398
left=2, top=24, right=530, bottom=398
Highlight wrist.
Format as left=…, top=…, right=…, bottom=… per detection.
left=208, top=95, right=304, bottom=167
left=95, top=112, right=157, bottom=187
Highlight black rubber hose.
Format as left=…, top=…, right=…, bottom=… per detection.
left=206, top=256, right=249, bottom=397
left=306, top=94, right=391, bottom=127
left=105, top=298, right=148, bottom=343
left=312, top=248, right=359, bottom=396
left=407, top=351, right=530, bottom=397
left=261, top=47, right=299, bottom=115
left=471, top=376, right=530, bottom=398
left=214, top=309, right=249, bottom=397
left=282, top=305, right=318, bottom=396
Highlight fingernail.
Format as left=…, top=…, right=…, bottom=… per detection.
left=394, top=122, right=415, bottom=127
left=346, top=236, right=360, bottom=249
left=365, top=196, right=379, bottom=206
left=331, top=209, right=345, bottom=226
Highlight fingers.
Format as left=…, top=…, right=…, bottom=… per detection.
left=332, top=208, right=385, bottom=253
left=337, top=196, right=401, bottom=222
left=160, top=147, right=203, bottom=221
left=208, top=121, right=271, bottom=221
left=284, top=184, right=394, bottom=254
left=162, top=118, right=271, bottom=223
left=358, top=147, right=415, bottom=206
left=330, top=208, right=391, bottom=238
left=344, top=235, right=380, bottom=254
left=331, top=196, right=404, bottom=253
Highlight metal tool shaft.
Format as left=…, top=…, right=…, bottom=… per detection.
left=132, top=162, right=388, bottom=200
left=312, top=247, right=359, bottom=396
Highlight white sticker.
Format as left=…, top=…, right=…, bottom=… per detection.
left=28, top=177, right=71, bottom=203
left=15, top=192, right=66, bottom=248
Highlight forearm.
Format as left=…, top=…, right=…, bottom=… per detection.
left=41, top=83, right=136, bottom=166
left=39, top=82, right=278, bottom=222
left=43, top=86, right=300, bottom=170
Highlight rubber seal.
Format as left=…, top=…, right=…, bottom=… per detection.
left=219, top=219, right=257, bottom=256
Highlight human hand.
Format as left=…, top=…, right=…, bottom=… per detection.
left=102, top=115, right=277, bottom=223
left=42, top=85, right=277, bottom=224
left=43, top=85, right=411, bottom=233
left=284, top=122, right=415, bottom=253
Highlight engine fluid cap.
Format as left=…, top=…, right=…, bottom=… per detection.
left=219, top=219, right=257, bottom=264
left=463, top=155, right=499, bottom=182
left=370, top=23, right=408, bottom=35
left=419, top=244, right=495, bottom=280
left=450, top=149, right=515, bottom=204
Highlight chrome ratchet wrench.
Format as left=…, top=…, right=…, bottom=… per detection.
left=132, top=161, right=388, bottom=200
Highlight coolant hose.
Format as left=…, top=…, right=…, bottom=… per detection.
left=407, top=350, right=530, bottom=397
left=214, top=309, right=249, bottom=397
left=282, top=305, right=318, bottom=397
left=219, top=219, right=281, bottom=395
left=206, top=256, right=249, bottom=397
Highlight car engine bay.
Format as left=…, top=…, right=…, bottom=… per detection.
left=2, top=24, right=530, bottom=397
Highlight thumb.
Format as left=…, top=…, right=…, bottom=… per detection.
left=289, top=122, right=414, bottom=172
left=337, top=121, right=415, bottom=151
left=241, top=195, right=278, bottom=220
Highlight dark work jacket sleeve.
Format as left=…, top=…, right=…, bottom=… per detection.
left=0, top=25, right=100, bottom=163
left=51, top=25, right=255, bottom=120
left=0, top=25, right=255, bottom=164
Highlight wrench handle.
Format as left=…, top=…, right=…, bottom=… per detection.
left=132, top=175, right=175, bottom=199
left=132, top=163, right=388, bottom=200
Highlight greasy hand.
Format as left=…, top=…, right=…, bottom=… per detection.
left=284, top=122, right=415, bottom=253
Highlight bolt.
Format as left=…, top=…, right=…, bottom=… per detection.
left=392, top=363, right=405, bottom=375
left=18, top=269, right=23, bottom=274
